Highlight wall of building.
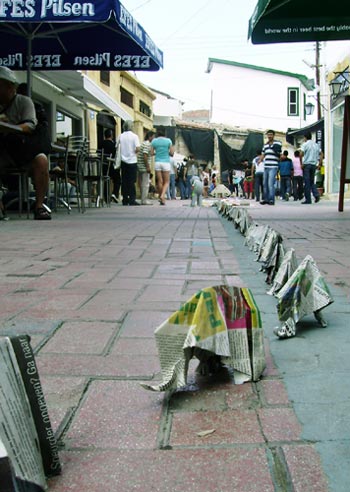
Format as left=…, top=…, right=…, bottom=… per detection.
left=85, top=71, right=155, bottom=149
left=209, top=63, right=313, bottom=133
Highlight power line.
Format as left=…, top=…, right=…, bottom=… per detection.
left=161, top=0, right=213, bottom=45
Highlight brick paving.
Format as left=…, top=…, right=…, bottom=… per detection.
left=2, top=198, right=349, bottom=491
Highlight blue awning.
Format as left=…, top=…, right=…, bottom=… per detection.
left=0, top=0, right=163, bottom=71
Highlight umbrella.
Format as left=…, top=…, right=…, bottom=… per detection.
left=248, top=0, right=350, bottom=44
left=0, top=0, right=163, bottom=94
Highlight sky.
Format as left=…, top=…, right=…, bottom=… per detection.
left=123, top=0, right=350, bottom=112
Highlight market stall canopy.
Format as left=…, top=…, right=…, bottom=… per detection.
left=0, top=0, right=163, bottom=71
left=248, top=0, right=350, bottom=44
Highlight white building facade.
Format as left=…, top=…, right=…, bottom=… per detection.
left=149, top=88, right=184, bottom=126
left=207, top=58, right=316, bottom=133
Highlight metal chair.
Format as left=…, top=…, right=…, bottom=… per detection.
left=50, top=136, right=88, bottom=213
left=0, top=168, right=33, bottom=219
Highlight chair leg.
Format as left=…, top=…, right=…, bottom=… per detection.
left=25, top=174, right=31, bottom=219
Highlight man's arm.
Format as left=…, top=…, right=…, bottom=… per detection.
left=18, top=96, right=37, bottom=133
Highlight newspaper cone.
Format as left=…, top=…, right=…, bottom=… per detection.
left=245, top=224, right=265, bottom=251
left=210, top=184, right=231, bottom=197
left=267, top=248, right=298, bottom=296
left=141, top=286, right=266, bottom=391
left=274, top=255, right=334, bottom=339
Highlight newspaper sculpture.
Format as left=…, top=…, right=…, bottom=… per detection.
left=142, top=286, right=266, bottom=392
left=257, top=229, right=284, bottom=284
left=274, top=255, right=334, bottom=339
left=267, top=248, right=298, bottom=296
left=232, top=207, right=252, bottom=236
left=245, top=223, right=265, bottom=251
left=0, top=335, right=60, bottom=491
left=0, top=338, right=47, bottom=491
left=210, top=184, right=231, bottom=198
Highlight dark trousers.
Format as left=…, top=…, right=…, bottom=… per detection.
left=280, top=176, right=291, bottom=199
left=178, top=178, right=186, bottom=199
left=110, top=167, right=121, bottom=197
left=121, top=162, right=137, bottom=205
left=254, top=172, right=264, bottom=201
left=303, top=164, right=319, bottom=203
left=293, top=175, right=304, bottom=200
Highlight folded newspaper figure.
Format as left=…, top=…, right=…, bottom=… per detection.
left=267, top=248, right=298, bottom=297
left=273, top=255, right=334, bottom=339
left=141, top=286, right=266, bottom=392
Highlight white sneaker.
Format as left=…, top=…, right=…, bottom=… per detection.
left=141, top=200, right=154, bottom=205
left=111, top=194, right=118, bottom=203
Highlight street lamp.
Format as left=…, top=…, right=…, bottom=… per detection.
left=305, top=102, right=315, bottom=115
left=329, top=67, right=349, bottom=97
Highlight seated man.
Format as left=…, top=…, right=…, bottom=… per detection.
left=0, top=67, right=51, bottom=220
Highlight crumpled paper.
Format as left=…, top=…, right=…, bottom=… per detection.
left=141, top=286, right=266, bottom=392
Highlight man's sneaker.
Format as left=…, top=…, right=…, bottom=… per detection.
left=111, top=194, right=118, bottom=203
left=285, top=193, right=289, bottom=201
left=315, top=195, right=320, bottom=203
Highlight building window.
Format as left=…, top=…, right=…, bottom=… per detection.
left=139, top=100, right=152, bottom=117
left=100, top=71, right=110, bottom=86
left=120, top=87, right=134, bottom=108
left=288, top=87, right=299, bottom=116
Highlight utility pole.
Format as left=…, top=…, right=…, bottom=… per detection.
left=315, top=41, right=322, bottom=120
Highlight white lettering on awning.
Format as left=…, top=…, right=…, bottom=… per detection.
left=40, top=0, right=95, bottom=18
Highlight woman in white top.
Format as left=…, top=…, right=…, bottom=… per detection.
left=252, top=150, right=264, bottom=202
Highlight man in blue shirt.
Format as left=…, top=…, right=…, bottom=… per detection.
left=300, top=132, right=320, bottom=205
left=279, top=150, right=293, bottom=201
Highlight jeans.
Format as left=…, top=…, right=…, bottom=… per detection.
left=167, top=174, right=176, bottom=199
left=303, top=164, right=319, bottom=203
left=254, top=172, right=264, bottom=201
left=139, top=171, right=149, bottom=203
left=185, top=175, right=193, bottom=199
left=280, top=176, right=291, bottom=199
left=121, top=162, right=137, bottom=205
left=178, top=177, right=186, bottom=199
left=263, top=167, right=278, bottom=203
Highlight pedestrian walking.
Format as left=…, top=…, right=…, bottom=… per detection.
left=101, top=128, right=121, bottom=204
left=185, top=155, right=199, bottom=199
left=260, top=130, right=282, bottom=205
left=279, top=150, right=293, bottom=201
left=243, top=158, right=254, bottom=199
left=151, top=127, right=174, bottom=206
left=292, top=150, right=304, bottom=200
left=166, top=156, right=177, bottom=200
left=137, top=130, right=154, bottom=205
left=300, top=132, right=321, bottom=204
left=177, top=159, right=187, bottom=199
left=119, top=120, right=140, bottom=206
left=252, top=150, right=264, bottom=202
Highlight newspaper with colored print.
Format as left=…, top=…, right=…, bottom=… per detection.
left=142, top=286, right=266, bottom=392
left=274, top=255, right=334, bottom=338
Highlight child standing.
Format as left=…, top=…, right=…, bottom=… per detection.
left=191, top=176, right=203, bottom=207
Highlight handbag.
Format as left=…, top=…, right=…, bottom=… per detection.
left=114, top=139, right=121, bottom=170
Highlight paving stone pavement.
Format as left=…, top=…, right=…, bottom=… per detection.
left=1, top=198, right=349, bottom=492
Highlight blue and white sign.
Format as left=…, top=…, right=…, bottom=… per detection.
left=0, top=0, right=163, bottom=71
